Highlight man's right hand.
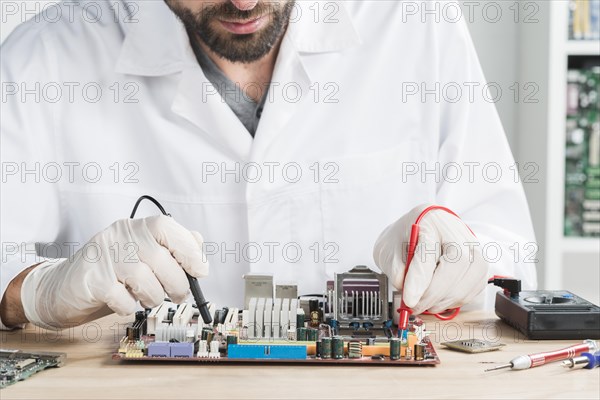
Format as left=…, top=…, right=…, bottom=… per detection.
left=17, top=215, right=209, bottom=330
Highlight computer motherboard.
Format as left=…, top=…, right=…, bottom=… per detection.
left=114, top=266, right=440, bottom=366
left=0, top=350, right=66, bottom=388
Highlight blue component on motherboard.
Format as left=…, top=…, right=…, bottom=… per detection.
left=147, top=342, right=170, bottom=357
left=227, top=344, right=307, bottom=360
left=169, top=342, right=194, bottom=358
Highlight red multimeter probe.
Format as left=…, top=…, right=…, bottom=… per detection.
left=397, top=205, right=474, bottom=338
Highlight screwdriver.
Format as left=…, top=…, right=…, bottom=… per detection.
left=485, top=340, right=597, bottom=371
left=561, top=351, right=600, bottom=370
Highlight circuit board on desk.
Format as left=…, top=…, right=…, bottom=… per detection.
left=0, top=350, right=66, bottom=388
left=113, top=266, right=440, bottom=367
left=113, top=335, right=440, bottom=366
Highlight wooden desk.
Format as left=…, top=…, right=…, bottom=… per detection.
left=1, top=312, right=598, bottom=399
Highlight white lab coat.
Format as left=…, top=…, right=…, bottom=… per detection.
left=1, top=0, right=537, bottom=318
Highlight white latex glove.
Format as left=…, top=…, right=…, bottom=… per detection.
left=373, top=204, right=489, bottom=315
left=21, top=216, right=208, bottom=330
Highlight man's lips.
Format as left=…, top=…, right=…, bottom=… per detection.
left=218, top=14, right=268, bottom=34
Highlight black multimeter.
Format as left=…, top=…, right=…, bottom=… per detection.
left=492, top=278, right=600, bottom=340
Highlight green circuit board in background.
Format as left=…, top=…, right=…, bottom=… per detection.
left=0, top=350, right=66, bottom=389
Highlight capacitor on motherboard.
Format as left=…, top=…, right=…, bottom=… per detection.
left=309, top=299, right=323, bottom=328
left=205, top=330, right=214, bottom=345
left=307, top=328, right=318, bottom=342
left=321, top=337, right=332, bottom=359
left=297, top=327, right=308, bottom=341
left=405, top=347, right=412, bottom=360
left=390, top=338, right=401, bottom=360
left=414, top=343, right=426, bottom=361
left=348, top=341, right=363, bottom=359
left=201, top=327, right=212, bottom=341
left=226, top=335, right=238, bottom=346
left=332, top=336, right=344, bottom=359
left=297, top=310, right=305, bottom=329
left=329, top=319, right=339, bottom=336
left=316, top=340, right=322, bottom=358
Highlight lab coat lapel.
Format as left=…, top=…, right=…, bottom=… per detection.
left=250, top=1, right=361, bottom=160
left=171, top=68, right=253, bottom=161
left=251, top=33, right=311, bottom=159
left=115, top=1, right=252, bottom=161
left=114, top=1, right=360, bottom=162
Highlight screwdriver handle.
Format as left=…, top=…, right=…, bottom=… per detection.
left=563, top=351, right=600, bottom=369
left=581, top=352, right=600, bottom=369
left=528, top=340, right=596, bottom=368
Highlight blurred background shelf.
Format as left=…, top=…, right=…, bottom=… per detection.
left=519, top=0, right=599, bottom=304
left=562, top=237, right=600, bottom=252
left=566, top=40, right=600, bottom=55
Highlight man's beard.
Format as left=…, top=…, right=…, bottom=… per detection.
left=166, top=1, right=295, bottom=63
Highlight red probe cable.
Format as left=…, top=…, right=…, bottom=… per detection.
left=397, top=205, right=475, bottom=335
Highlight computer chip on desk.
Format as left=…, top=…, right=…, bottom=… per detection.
left=441, top=339, right=505, bottom=353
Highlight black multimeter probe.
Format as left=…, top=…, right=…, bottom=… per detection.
left=130, top=195, right=212, bottom=324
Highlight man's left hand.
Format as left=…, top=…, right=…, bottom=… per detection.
left=373, top=204, right=489, bottom=315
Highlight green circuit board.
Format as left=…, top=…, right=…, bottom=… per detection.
left=0, top=350, right=66, bottom=388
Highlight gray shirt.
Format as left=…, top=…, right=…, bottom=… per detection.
left=189, top=35, right=267, bottom=137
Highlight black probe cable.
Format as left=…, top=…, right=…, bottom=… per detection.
left=130, top=195, right=213, bottom=324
